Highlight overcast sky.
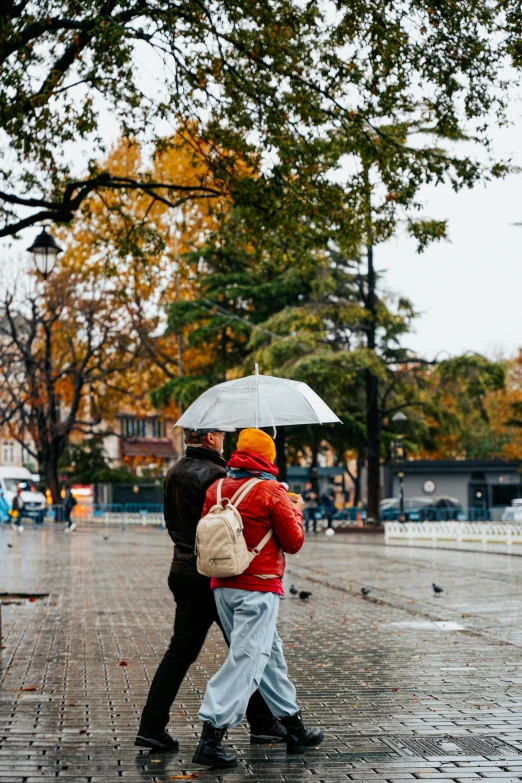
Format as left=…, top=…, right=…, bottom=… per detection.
left=379, top=120, right=522, bottom=361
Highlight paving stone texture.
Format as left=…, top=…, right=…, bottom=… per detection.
left=3, top=528, right=522, bottom=782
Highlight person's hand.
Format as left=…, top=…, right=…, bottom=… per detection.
left=289, top=494, right=305, bottom=512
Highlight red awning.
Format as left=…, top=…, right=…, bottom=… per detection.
left=120, top=438, right=177, bottom=459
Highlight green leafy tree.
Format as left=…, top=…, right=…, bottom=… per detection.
left=413, top=355, right=508, bottom=460
left=0, top=1, right=514, bottom=241
left=151, top=222, right=313, bottom=409
left=59, top=437, right=135, bottom=485
left=247, top=256, right=421, bottom=498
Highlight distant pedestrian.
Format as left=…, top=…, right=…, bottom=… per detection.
left=11, top=487, right=24, bottom=532
left=63, top=487, right=77, bottom=532
left=302, top=481, right=318, bottom=533
left=319, top=483, right=336, bottom=529
left=0, top=488, right=9, bottom=525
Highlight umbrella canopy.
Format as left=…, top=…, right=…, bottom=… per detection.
left=174, top=369, right=341, bottom=430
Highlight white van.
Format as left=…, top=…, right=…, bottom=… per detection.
left=0, top=466, right=47, bottom=523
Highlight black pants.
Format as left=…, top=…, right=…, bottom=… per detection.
left=140, top=572, right=274, bottom=732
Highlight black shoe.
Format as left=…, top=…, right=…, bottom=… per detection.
left=134, top=727, right=179, bottom=752
left=192, top=722, right=238, bottom=769
left=250, top=718, right=287, bottom=744
left=281, top=711, right=324, bottom=754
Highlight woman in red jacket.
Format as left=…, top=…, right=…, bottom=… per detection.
left=192, top=428, right=324, bottom=769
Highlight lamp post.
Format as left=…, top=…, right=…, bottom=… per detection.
left=27, top=227, right=63, bottom=279
left=391, top=411, right=407, bottom=523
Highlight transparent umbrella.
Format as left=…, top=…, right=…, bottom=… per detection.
left=174, top=365, right=341, bottom=431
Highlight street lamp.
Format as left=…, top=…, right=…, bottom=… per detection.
left=391, top=411, right=408, bottom=523
left=27, top=228, right=63, bottom=279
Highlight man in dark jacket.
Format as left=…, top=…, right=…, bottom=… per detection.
left=135, top=427, right=283, bottom=752
left=63, top=487, right=77, bottom=532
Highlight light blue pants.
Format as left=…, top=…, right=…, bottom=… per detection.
left=198, top=588, right=299, bottom=728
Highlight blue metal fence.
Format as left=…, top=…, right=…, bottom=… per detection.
left=0, top=502, right=505, bottom=531
left=8, top=503, right=167, bottom=529
left=379, top=507, right=491, bottom=523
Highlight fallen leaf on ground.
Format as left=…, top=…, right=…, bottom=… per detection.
left=19, top=686, right=37, bottom=691
left=79, top=729, right=87, bottom=734
left=119, top=660, right=128, bottom=666
left=169, top=776, right=199, bottom=780
left=28, top=597, right=36, bottom=602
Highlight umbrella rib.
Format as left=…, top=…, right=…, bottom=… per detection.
left=202, top=387, right=227, bottom=428
left=298, top=388, right=323, bottom=424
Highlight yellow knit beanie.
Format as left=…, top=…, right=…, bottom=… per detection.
left=237, top=428, right=276, bottom=464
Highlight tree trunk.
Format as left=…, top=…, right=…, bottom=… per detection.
left=355, top=450, right=364, bottom=506
left=365, top=240, right=381, bottom=524
left=44, top=450, right=61, bottom=505
left=347, top=450, right=364, bottom=506
left=275, top=426, right=287, bottom=482
left=366, top=369, right=381, bottom=523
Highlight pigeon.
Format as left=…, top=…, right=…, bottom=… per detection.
left=7, top=543, right=13, bottom=548
left=361, top=587, right=371, bottom=596
left=432, top=583, right=443, bottom=595
left=299, top=590, right=312, bottom=600
left=103, top=536, right=109, bottom=541
left=289, top=584, right=299, bottom=596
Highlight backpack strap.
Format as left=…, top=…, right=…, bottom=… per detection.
left=216, top=478, right=225, bottom=506
left=251, top=528, right=273, bottom=556
left=230, top=477, right=262, bottom=507
left=231, top=478, right=273, bottom=556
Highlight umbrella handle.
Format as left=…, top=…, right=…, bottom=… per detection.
left=255, top=363, right=259, bottom=428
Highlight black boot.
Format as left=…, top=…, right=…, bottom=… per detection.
left=134, top=725, right=179, bottom=752
left=250, top=718, right=287, bottom=744
left=281, top=711, right=324, bottom=754
left=192, top=722, right=238, bottom=769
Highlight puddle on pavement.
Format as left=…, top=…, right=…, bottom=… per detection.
left=383, top=735, right=522, bottom=760
left=389, top=620, right=464, bottom=631
left=0, top=592, right=49, bottom=605
left=440, top=665, right=477, bottom=670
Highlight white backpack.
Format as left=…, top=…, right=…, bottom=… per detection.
left=195, top=477, right=273, bottom=578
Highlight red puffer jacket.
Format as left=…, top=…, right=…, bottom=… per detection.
left=201, top=451, right=304, bottom=592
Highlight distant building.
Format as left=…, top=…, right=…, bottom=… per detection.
left=0, top=431, right=37, bottom=471
left=385, top=459, right=522, bottom=519
left=102, top=414, right=178, bottom=476
left=0, top=412, right=178, bottom=479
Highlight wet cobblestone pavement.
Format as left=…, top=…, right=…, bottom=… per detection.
left=3, top=528, right=522, bottom=782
